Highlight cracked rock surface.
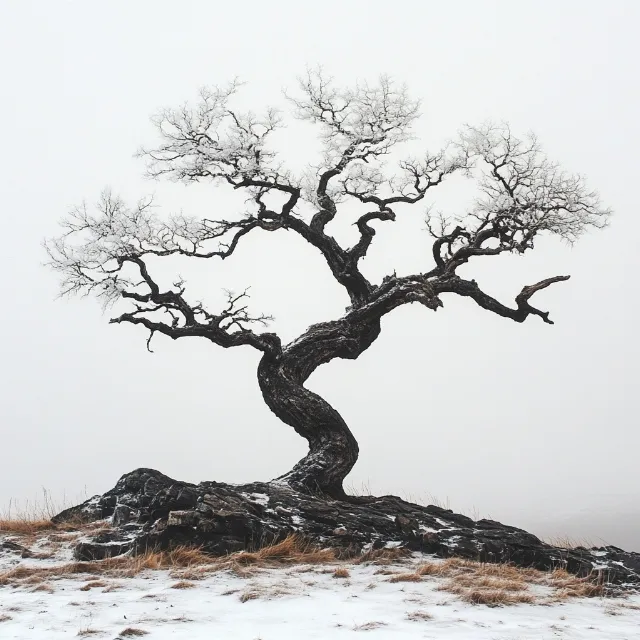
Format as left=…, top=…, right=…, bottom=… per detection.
left=53, top=468, right=640, bottom=589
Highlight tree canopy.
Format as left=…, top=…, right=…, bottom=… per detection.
left=46, top=71, right=610, bottom=496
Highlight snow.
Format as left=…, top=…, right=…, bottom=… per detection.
left=1, top=535, right=640, bottom=639
left=241, top=493, right=270, bottom=507
left=419, top=525, right=438, bottom=534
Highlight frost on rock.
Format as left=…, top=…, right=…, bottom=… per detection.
left=45, top=468, right=640, bottom=590
left=241, top=492, right=270, bottom=507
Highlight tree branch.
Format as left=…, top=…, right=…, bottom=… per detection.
left=111, top=262, right=280, bottom=354
left=439, top=274, right=571, bottom=324
left=46, top=75, right=609, bottom=361
left=109, top=311, right=281, bottom=353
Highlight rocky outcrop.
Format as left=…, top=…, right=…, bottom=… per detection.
left=53, top=468, right=640, bottom=589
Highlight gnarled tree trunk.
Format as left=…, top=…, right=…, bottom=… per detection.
left=258, top=315, right=383, bottom=498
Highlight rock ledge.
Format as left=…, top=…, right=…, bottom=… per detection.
left=53, top=468, right=640, bottom=589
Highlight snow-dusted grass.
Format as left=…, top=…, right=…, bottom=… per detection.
left=1, top=528, right=639, bottom=639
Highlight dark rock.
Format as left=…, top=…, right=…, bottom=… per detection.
left=395, top=515, right=419, bottom=537
left=1, top=540, right=32, bottom=556
left=75, top=540, right=133, bottom=561
left=112, top=504, right=137, bottom=527
left=53, top=468, right=640, bottom=590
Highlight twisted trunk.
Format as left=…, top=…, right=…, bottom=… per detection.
left=257, top=316, right=382, bottom=498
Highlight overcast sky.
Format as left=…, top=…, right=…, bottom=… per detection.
left=1, top=1, right=638, bottom=549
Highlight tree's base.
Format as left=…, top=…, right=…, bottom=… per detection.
left=53, top=468, right=640, bottom=589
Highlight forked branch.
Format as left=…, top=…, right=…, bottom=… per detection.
left=47, top=76, right=610, bottom=361
left=438, top=274, right=571, bottom=324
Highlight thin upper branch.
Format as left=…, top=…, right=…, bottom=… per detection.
left=46, top=75, right=610, bottom=355
left=427, top=122, right=610, bottom=275
left=289, top=70, right=420, bottom=234
left=110, top=260, right=281, bottom=354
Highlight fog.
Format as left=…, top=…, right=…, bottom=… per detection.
left=0, top=1, right=638, bottom=550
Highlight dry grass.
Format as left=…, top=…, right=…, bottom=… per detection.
left=0, top=491, right=59, bottom=535
left=354, top=547, right=411, bottom=565
left=0, top=532, right=407, bottom=590
left=31, top=583, right=54, bottom=593
left=79, top=580, right=108, bottom=591
left=353, top=621, right=387, bottom=631
left=77, top=629, right=101, bottom=637
left=128, top=535, right=335, bottom=577
left=419, top=558, right=606, bottom=607
left=544, top=535, right=598, bottom=549
left=229, top=535, right=336, bottom=568
left=0, top=489, right=99, bottom=538
left=0, top=614, right=13, bottom=622
left=373, top=568, right=399, bottom=576
left=0, top=524, right=610, bottom=610
left=169, top=567, right=209, bottom=581
left=0, top=544, right=218, bottom=587
left=449, top=574, right=527, bottom=592
left=0, top=518, right=55, bottom=535
left=239, top=591, right=260, bottom=603
left=118, top=629, right=149, bottom=637
left=543, top=568, right=605, bottom=599
left=406, top=610, right=433, bottom=621
left=0, top=518, right=111, bottom=542
left=458, top=588, right=535, bottom=606
left=388, top=572, right=422, bottom=583
left=0, top=558, right=124, bottom=586
left=416, top=562, right=442, bottom=576
left=171, top=580, right=196, bottom=589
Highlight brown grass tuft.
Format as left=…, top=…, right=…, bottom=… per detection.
left=418, top=558, right=607, bottom=606
left=416, top=562, right=443, bottom=576
left=230, top=535, right=335, bottom=568
left=0, top=557, right=132, bottom=586
left=118, top=629, right=149, bottom=637
left=0, top=518, right=55, bottom=535
left=543, top=568, right=604, bottom=599
left=0, top=614, right=13, bottom=622
left=449, top=575, right=527, bottom=592
left=353, top=621, right=388, bottom=631
left=555, top=582, right=604, bottom=599
left=79, top=580, right=108, bottom=591
left=333, top=567, right=350, bottom=579
left=32, top=583, right=54, bottom=593
left=354, top=547, right=411, bottom=565
left=388, top=572, right=422, bottom=583
left=373, top=568, right=399, bottom=575
left=77, top=629, right=101, bottom=637
left=169, top=567, right=208, bottom=581
left=406, top=610, right=433, bottom=621
left=459, top=588, right=535, bottom=606
left=171, top=580, right=196, bottom=589
left=239, top=591, right=259, bottom=603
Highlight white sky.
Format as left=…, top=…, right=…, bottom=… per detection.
left=0, top=0, right=638, bottom=548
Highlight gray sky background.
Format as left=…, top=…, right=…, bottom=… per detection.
left=1, top=1, right=638, bottom=549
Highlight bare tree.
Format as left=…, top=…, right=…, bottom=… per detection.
left=46, top=71, right=610, bottom=499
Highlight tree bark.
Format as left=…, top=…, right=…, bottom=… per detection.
left=257, top=316, right=383, bottom=498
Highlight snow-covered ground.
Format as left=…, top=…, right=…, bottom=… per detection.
left=1, top=531, right=639, bottom=639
